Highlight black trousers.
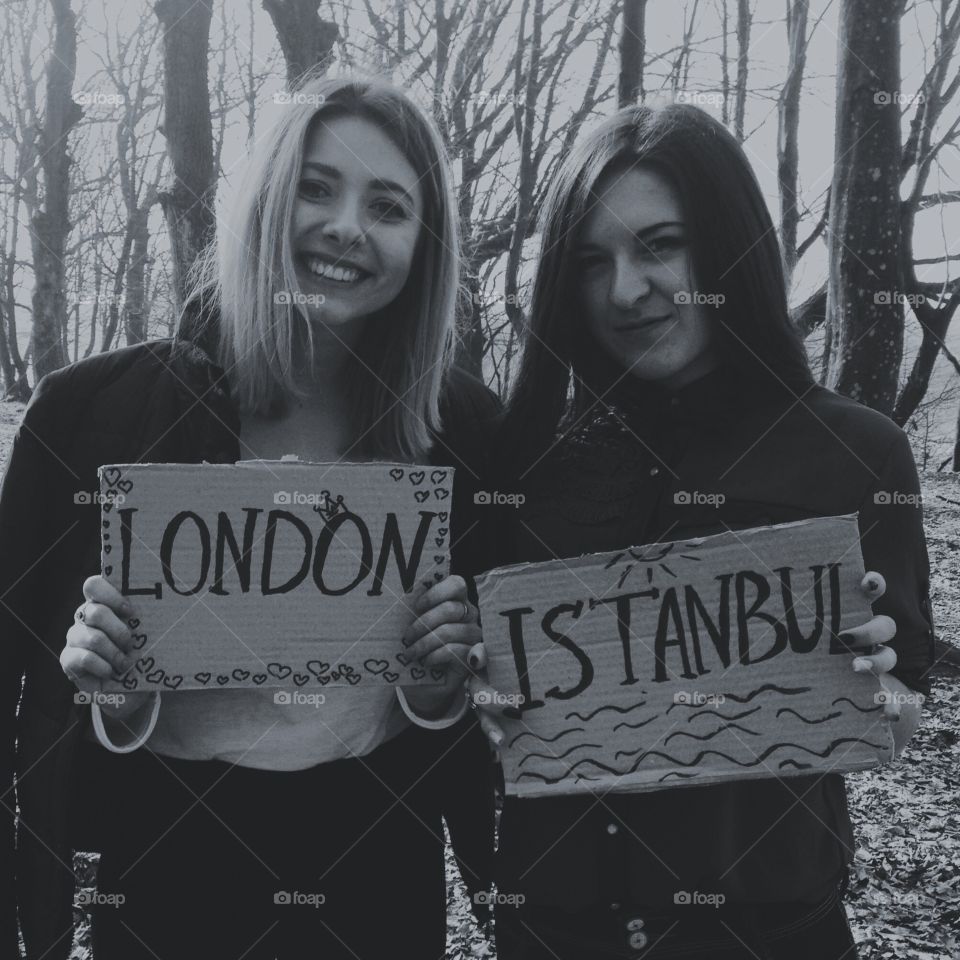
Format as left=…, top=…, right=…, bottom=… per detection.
left=494, top=874, right=859, bottom=960
left=88, top=726, right=447, bottom=960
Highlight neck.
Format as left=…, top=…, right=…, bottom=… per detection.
left=291, top=318, right=366, bottom=402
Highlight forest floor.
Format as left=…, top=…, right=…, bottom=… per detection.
left=0, top=400, right=957, bottom=959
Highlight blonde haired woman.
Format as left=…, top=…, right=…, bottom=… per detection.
left=1, top=75, right=496, bottom=960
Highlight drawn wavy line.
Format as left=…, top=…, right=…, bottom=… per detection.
left=779, top=759, right=813, bottom=770
left=508, top=727, right=585, bottom=748
left=775, top=708, right=842, bottom=724
left=832, top=697, right=883, bottom=714
left=659, top=772, right=699, bottom=782
left=687, top=706, right=761, bottom=723
left=518, top=743, right=603, bottom=766
left=613, top=716, right=659, bottom=732
left=565, top=700, right=647, bottom=722
left=517, top=737, right=887, bottom=785
left=718, top=684, right=812, bottom=703
left=663, top=723, right=759, bottom=746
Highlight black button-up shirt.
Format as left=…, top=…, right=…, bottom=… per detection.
left=495, top=367, right=934, bottom=908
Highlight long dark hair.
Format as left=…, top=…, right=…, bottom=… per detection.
left=500, top=102, right=813, bottom=478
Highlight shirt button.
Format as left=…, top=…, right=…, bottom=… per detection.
left=626, top=917, right=645, bottom=931
left=606, top=823, right=619, bottom=835
left=648, top=466, right=660, bottom=477
left=610, top=901, right=621, bottom=911
left=628, top=930, right=649, bottom=950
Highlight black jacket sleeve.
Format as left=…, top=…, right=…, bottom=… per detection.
left=857, top=429, right=935, bottom=696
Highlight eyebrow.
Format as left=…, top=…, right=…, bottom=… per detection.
left=300, top=161, right=416, bottom=205
left=576, top=220, right=685, bottom=251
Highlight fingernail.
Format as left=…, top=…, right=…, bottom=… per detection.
left=120, top=600, right=133, bottom=616
left=489, top=728, right=504, bottom=746
left=852, top=658, right=872, bottom=673
left=468, top=651, right=480, bottom=669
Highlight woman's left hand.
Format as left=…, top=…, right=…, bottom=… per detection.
left=843, top=571, right=900, bottom=719
left=399, top=575, right=483, bottom=720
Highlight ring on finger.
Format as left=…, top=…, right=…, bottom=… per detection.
left=74, top=602, right=88, bottom=622
left=458, top=600, right=471, bottom=623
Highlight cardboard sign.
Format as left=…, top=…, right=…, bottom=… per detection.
left=477, top=515, right=894, bottom=798
left=98, top=461, right=453, bottom=691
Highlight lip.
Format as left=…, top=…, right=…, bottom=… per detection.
left=299, top=252, right=372, bottom=276
left=614, top=315, right=671, bottom=332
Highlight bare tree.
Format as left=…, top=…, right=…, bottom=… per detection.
left=733, top=0, right=751, bottom=140
left=263, top=0, right=339, bottom=87
left=619, top=0, right=648, bottom=106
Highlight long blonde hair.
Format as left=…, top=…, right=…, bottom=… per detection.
left=183, top=73, right=460, bottom=461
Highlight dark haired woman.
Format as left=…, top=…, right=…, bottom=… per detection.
left=482, top=103, right=933, bottom=959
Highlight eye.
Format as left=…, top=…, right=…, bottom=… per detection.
left=298, top=180, right=331, bottom=201
left=576, top=255, right=606, bottom=271
left=639, top=234, right=686, bottom=256
left=371, top=198, right=410, bottom=221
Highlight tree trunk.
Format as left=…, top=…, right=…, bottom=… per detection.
left=155, top=0, right=217, bottom=310
left=778, top=0, right=808, bottom=286
left=618, top=0, right=647, bottom=106
left=824, top=0, right=903, bottom=414
left=263, top=0, right=339, bottom=88
left=124, top=204, right=152, bottom=344
left=30, top=0, right=81, bottom=381
left=733, top=0, right=751, bottom=140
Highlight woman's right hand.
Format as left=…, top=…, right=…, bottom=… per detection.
left=61, top=575, right=153, bottom=718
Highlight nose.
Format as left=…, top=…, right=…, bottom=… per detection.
left=321, top=196, right=365, bottom=247
left=608, top=258, right=652, bottom=310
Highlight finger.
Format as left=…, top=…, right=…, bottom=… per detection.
left=476, top=706, right=505, bottom=748
left=878, top=687, right=902, bottom=721
left=852, top=644, right=898, bottom=676
left=83, top=574, right=137, bottom=620
left=860, top=572, right=886, bottom=601
left=66, top=623, right=131, bottom=674
left=466, top=675, right=513, bottom=717
left=422, top=643, right=475, bottom=674
left=77, top=601, right=135, bottom=653
left=405, top=622, right=482, bottom=663
left=414, top=575, right=468, bottom=615
left=467, top=643, right=487, bottom=671
left=839, top=615, right=896, bottom=650
left=403, top=599, right=477, bottom=646
left=61, top=646, right=117, bottom=683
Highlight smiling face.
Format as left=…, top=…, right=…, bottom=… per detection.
left=290, top=114, right=424, bottom=330
left=575, top=164, right=720, bottom=390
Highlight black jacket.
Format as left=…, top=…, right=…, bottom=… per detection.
left=495, top=367, right=935, bottom=908
left=0, top=308, right=498, bottom=959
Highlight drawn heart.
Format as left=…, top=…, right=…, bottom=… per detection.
left=131, top=634, right=147, bottom=649
left=117, top=479, right=133, bottom=494
left=383, top=671, right=399, bottom=683
left=433, top=572, right=443, bottom=581
left=104, top=565, right=113, bottom=576
left=136, top=656, right=154, bottom=674
left=103, top=533, right=110, bottom=540
left=409, top=470, right=426, bottom=485
left=146, top=669, right=165, bottom=684
left=344, top=673, right=361, bottom=686
left=434, top=488, right=449, bottom=500
left=414, top=490, right=429, bottom=503
left=430, top=470, right=448, bottom=485
left=421, top=580, right=433, bottom=589
left=389, top=468, right=404, bottom=482
left=430, top=668, right=446, bottom=681
left=396, top=652, right=410, bottom=666
left=438, top=527, right=448, bottom=537
left=267, top=662, right=292, bottom=680
left=127, top=617, right=140, bottom=629
left=330, top=671, right=341, bottom=681
left=194, top=672, right=211, bottom=685
left=340, top=664, right=357, bottom=676
left=433, top=555, right=444, bottom=564
left=102, top=503, right=112, bottom=514
left=435, top=538, right=445, bottom=548
left=364, top=659, right=389, bottom=675
left=102, top=520, right=110, bottom=528
left=411, top=666, right=425, bottom=680
left=438, top=512, right=448, bottom=522
left=252, top=673, right=267, bottom=685
left=293, top=673, right=310, bottom=687
left=401, top=634, right=416, bottom=648
left=163, top=675, right=183, bottom=689
left=316, top=674, right=331, bottom=686
left=216, top=675, right=230, bottom=685
left=232, top=668, right=251, bottom=682
left=103, top=467, right=122, bottom=486
left=306, top=660, right=330, bottom=677
left=103, top=544, right=111, bottom=554
left=122, top=674, right=139, bottom=690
